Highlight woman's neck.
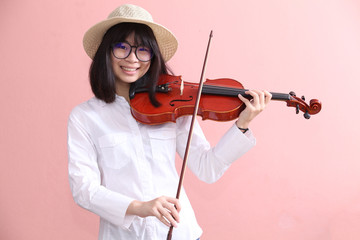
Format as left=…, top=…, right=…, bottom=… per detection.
left=116, top=81, right=131, bottom=103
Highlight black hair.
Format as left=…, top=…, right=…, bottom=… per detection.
left=89, top=22, right=170, bottom=106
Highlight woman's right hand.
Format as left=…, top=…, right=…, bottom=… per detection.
left=126, top=196, right=181, bottom=227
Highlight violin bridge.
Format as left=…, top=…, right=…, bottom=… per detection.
left=180, top=78, right=184, bottom=96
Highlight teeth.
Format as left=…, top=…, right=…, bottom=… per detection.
left=122, top=67, right=137, bottom=71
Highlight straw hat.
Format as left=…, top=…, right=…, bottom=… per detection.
left=83, top=4, right=178, bottom=62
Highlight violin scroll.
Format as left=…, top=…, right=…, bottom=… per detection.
left=285, top=91, right=322, bottom=119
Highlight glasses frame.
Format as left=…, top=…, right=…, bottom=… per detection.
left=111, top=42, right=153, bottom=62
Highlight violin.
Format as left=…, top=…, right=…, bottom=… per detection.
left=129, top=74, right=322, bottom=125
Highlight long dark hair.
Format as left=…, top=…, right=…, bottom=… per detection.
left=89, top=22, right=169, bottom=106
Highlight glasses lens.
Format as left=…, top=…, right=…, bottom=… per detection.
left=136, top=46, right=153, bottom=62
left=112, top=42, right=131, bottom=59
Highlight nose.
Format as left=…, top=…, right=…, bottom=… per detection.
left=125, top=48, right=138, bottom=62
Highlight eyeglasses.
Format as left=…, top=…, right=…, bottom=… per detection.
left=111, top=42, right=153, bottom=62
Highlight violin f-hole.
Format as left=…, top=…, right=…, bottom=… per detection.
left=169, top=96, right=194, bottom=106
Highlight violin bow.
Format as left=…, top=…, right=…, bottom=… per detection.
left=166, top=30, right=214, bottom=240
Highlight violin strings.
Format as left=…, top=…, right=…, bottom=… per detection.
left=202, top=84, right=248, bottom=97
left=179, top=82, right=291, bottom=100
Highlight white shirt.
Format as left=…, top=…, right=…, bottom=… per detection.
left=67, top=96, right=256, bottom=240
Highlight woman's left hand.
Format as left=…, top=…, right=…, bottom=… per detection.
left=236, top=90, right=272, bottom=129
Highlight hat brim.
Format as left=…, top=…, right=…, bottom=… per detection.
left=83, top=17, right=178, bottom=62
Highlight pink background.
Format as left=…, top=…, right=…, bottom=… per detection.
left=1, top=0, right=360, bottom=239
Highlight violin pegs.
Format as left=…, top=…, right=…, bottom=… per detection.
left=303, top=111, right=311, bottom=119
left=296, top=104, right=300, bottom=114
left=289, top=91, right=296, bottom=97
left=301, top=95, right=305, bottom=101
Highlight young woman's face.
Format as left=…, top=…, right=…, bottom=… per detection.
left=111, top=32, right=151, bottom=87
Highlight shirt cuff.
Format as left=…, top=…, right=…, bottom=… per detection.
left=123, top=213, right=136, bottom=229
left=214, top=123, right=256, bottom=166
left=89, top=186, right=136, bottom=227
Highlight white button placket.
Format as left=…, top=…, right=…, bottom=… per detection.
left=127, top=113, right=156, bottom=235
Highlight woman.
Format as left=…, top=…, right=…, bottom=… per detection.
left=68, top=4, right=271, bottom=240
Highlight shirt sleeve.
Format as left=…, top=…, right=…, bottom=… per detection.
left=176, top=117, right=256, bottom=183
left=67, top=109, right=135, bottom=228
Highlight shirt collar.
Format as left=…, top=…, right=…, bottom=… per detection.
left=96, top=95, right=128, bottom=107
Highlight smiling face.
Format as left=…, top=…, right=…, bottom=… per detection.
left=111, top=32, right=151, bottom=98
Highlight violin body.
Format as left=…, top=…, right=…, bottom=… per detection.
left=130, top=75, right=246, bottom=125
left=130, top=74, right=322, bottom=125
